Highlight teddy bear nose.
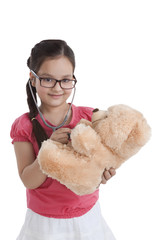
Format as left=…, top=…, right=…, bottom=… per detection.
left=93, top=108, right=99, bottom=113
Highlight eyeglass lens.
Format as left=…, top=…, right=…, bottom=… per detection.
left=40, top=78, right=76, bottom=89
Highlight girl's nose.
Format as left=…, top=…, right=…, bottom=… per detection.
left=53, top=81, right=62, bottom=90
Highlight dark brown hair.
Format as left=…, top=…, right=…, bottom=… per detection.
left=26, top=39, right=75, bottom=148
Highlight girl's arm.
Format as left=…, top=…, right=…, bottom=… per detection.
left=14, top=142, right=47, bottom=189
left=14, top=128, right=71, bottom=189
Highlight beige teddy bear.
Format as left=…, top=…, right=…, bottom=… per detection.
left=38, top=104, right=151, bottom=196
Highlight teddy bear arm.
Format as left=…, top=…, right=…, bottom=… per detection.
left=71, top=123, right=101, bottom=156
left=78, top=118, right=92, bottom=127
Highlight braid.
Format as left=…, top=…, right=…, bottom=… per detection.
left=26, top=81, right=48, bottom=149
left=26, top=80, right=38, bottom=117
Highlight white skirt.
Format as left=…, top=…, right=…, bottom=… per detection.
left=17, top=201, right=116, bottom=240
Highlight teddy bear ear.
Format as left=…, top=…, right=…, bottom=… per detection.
left=93, top=108, right=99, bottom=113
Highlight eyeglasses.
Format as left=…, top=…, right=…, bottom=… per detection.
left=30, top=70, right=77, bottom=89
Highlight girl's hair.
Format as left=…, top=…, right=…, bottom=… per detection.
left=26, top=39, right=75, bottom=148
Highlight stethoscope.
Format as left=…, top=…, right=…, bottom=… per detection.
left=28, top=79, right=76, bottom=132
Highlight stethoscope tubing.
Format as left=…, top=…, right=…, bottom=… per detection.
left=28, top=80, right=76, bottom=132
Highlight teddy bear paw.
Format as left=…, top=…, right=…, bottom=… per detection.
left=71, top=123, right=101, bottom=156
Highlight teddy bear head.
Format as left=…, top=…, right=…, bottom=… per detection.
left=91, top=104, right=151, bottom=160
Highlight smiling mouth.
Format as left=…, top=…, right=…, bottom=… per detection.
left=49, top=94, right=63, bottom=97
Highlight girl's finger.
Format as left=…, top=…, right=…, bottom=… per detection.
left=103, top=170, right=112, bottom=181
left=109, top=168, right=116, bottom=177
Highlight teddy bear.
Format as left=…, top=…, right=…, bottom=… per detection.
left=38, top=104, right=151, bottom=196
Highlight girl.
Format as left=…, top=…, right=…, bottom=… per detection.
left=11, top=39, right=116, bottom=240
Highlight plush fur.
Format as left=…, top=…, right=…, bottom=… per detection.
left=38, top=104, right=151, bottom=196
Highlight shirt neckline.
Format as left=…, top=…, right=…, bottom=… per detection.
left=36, top=104, right=76, bottom=130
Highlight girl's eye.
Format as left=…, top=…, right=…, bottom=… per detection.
left=62, top=79, right=70, bottom=83
left=43, top=78, right=53, bottom=82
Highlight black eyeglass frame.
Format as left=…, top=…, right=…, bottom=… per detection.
left=30, top=70, right=77, bottom=89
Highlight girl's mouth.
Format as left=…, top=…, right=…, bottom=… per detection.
left=48, top=94, right=63, bottom=99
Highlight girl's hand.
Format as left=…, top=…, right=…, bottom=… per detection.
left=50, top=128, right=71, bottom=144
left=101, top=168, right=116, bottom=184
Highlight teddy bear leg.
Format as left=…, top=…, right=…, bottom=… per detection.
left=38, top=139, right=83, bottom=181
left=38, top=139, right=102, bottom=195
left=71, top=123, right=101, bottom=156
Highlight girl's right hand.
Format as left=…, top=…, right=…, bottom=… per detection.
left=50, top=128, right=71, bottom=144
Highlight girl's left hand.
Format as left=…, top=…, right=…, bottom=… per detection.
left=101, top=168, right=116, bottom=184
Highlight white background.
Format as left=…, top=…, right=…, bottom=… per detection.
left=0, top=0, right=158, bottom=239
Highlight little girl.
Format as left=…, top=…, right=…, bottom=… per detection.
left=11, top=39, right=116, bottom=240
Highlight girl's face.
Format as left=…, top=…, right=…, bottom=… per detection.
left=30, top=56, right=74, bottom=110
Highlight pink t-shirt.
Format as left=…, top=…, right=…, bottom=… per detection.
left=10, top=104, right=99, bottom=218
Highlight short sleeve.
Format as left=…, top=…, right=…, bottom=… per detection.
left=78, top=106, right=94, bottom=121
left=10, top=113, right=33, bottom=144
